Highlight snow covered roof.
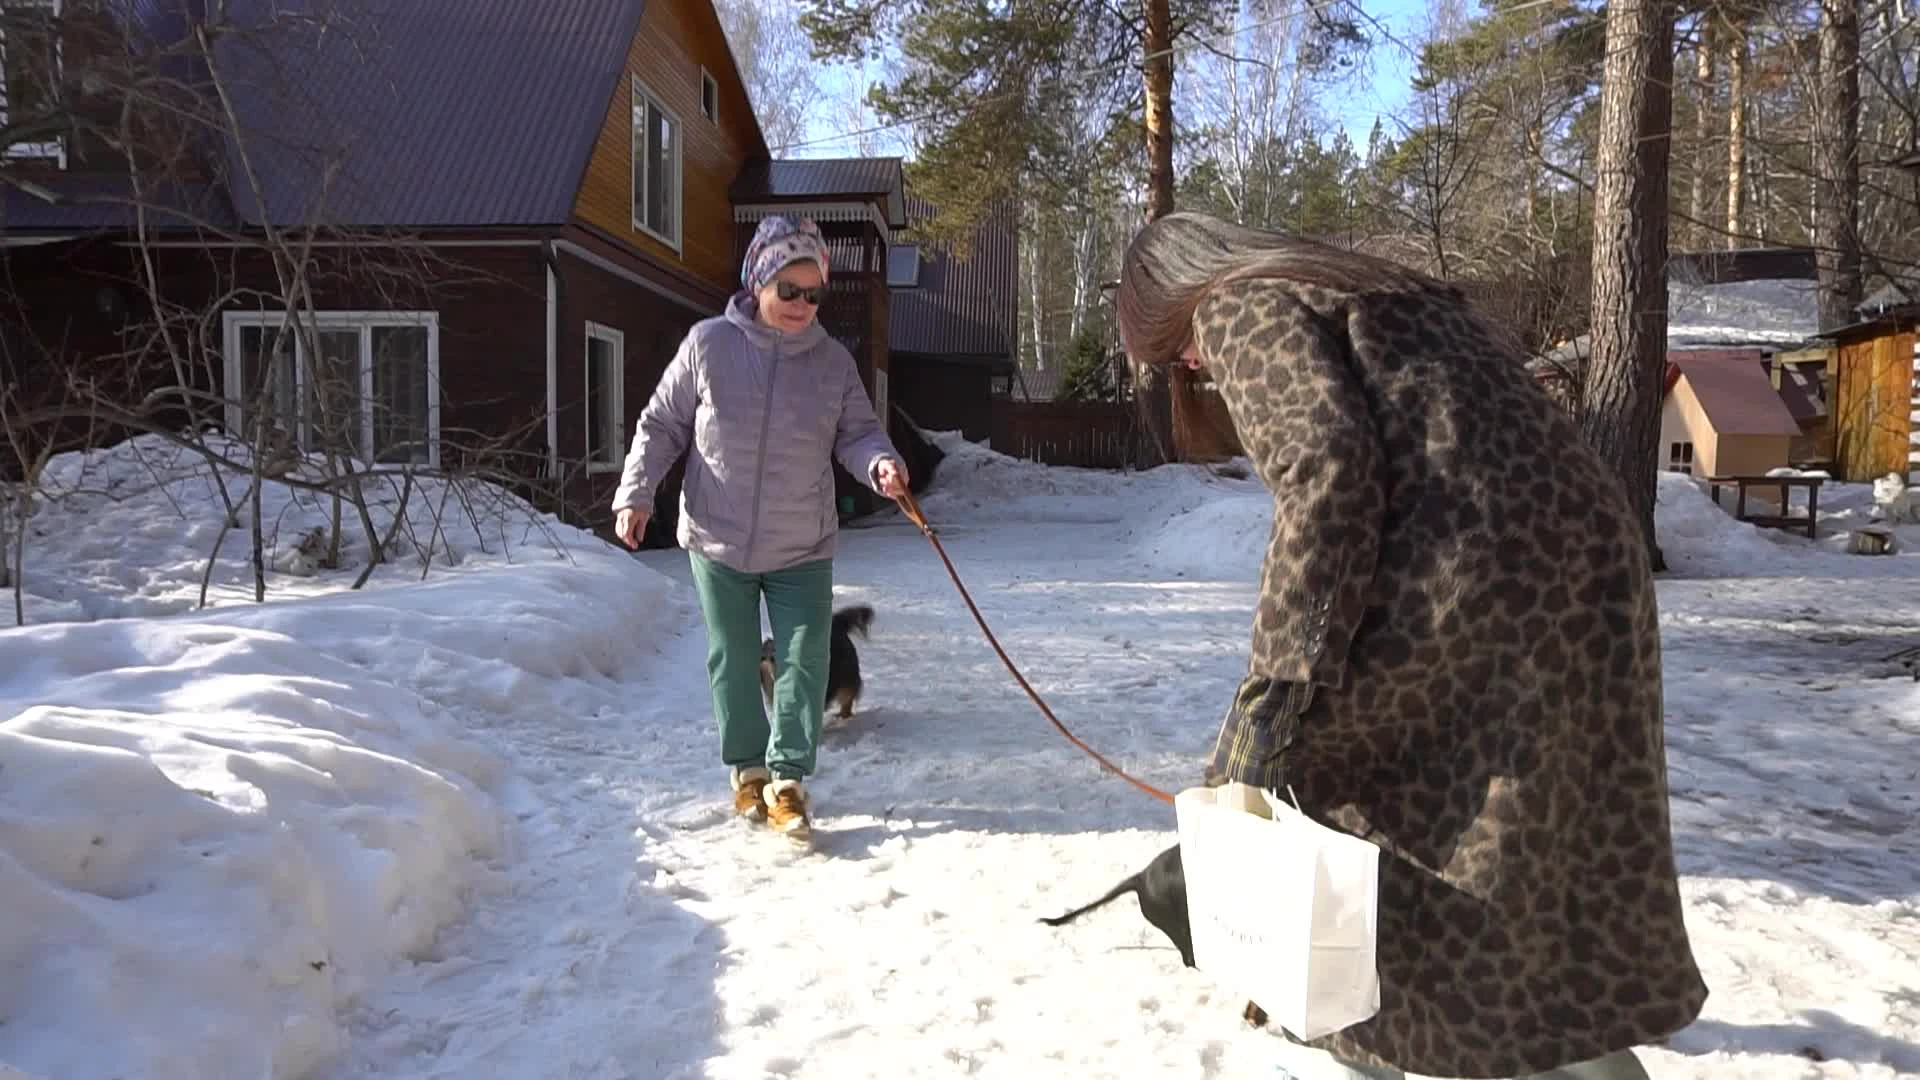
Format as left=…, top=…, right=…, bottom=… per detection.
left=1858, top=279, right=1915, bottom=317
left=1530, top=276, right=1821, bottom=373
left=1667, top=277, right=1820, bottom=347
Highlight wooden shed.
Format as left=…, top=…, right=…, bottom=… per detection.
left=1812, top=305, right=1920, bottom=484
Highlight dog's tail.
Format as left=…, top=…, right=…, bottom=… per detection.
left=1038, top=871, right=1142, bottom=927
left=832, top=605, right=875, bottom=640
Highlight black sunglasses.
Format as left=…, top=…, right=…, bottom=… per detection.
left=775, top=280, right=824, bottom=305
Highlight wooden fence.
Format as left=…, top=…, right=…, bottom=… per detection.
left=993, top=399, right=1162, bottom=469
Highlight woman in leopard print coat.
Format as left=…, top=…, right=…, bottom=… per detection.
left=1116, top=213, right=1708, bottom=1080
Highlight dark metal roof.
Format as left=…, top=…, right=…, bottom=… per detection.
left=6, top=0, right=654, bottom=232
left=2, top=175, right=235, bottom=232
left=888, top=195, right=1015, bottom=362
left=1669, top=247, right=1817, bottom=285
left=214, top=0, right=647, bottom=227
left=730, top=158, right=907, bottom=226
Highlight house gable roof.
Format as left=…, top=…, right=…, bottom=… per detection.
left=1669, top=349, right=1803, bottom=437
left=888, top=194, right=1015, bottom=362
left=5, top=0, right=657, bottom=232
left=214, top=0, right=650, bottom=228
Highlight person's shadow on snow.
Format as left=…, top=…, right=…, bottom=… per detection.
left=600, top=851, right=731, bottom=1079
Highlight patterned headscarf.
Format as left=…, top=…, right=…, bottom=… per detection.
left=742, top=215, right=831, bottom=295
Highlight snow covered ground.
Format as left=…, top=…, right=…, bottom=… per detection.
left=3, top=434, right=1918, bottom=1079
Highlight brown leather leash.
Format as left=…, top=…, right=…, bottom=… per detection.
left=892, top=491, right=1176, bottom=805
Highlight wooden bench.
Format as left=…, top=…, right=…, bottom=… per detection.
left=1705, top=473, right=1824, bottom=540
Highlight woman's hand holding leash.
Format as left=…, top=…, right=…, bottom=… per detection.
left=875, top=458, right=910, bottom=499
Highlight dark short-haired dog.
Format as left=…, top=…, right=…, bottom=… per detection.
left=760, top=605, right=875, bottom=729
left=1041, top=842, right=1269, bottom=1028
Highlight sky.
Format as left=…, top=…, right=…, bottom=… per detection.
left=789, top=0, right=1426, bottom=161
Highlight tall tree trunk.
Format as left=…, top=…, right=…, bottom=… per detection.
left=1143, top=0, right=1176, bottom=222
left=1688, top=14, right=1716, bottom=249
left=1141, top=0, right=1181, bottom=458
left=1581, top=0, right=1676, bottom=572
left=1813, top=0, right=1863, bottom=330
left=1022, top=209, right=1047, bottom=369
left=1724, top=15, right=1748, bottom=247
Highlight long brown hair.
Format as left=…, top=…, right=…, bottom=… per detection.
left=1114, top=211, right=1438, bottom=373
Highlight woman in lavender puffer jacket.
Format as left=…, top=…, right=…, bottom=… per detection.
left=611, top=215, right=907, bottom=844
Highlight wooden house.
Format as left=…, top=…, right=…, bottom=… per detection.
left=0, top=0, right=909, bottom=539
left=883, top=196, right=1017, bottom=444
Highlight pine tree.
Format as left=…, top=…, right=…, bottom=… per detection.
left=797, top=0, right=1238, bottom=246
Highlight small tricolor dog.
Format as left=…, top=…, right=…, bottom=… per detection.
left=759, top=605, right=875, bottom=729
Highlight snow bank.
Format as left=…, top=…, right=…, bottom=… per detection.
left=6, top=434, right=581, bottom=625
left=0, top=437, right=696, bottom=1080
left=1119, top=466, right=1876, bottom=582
left=917, top=431, right=1271, bottom=563
left=1128, top=489, right=1272, bottom=580
left=914, top=430, right=1155, bottom=524
left=1653, top=472, right=1811, bottom=574
left=1657, top=471, right=1920, bottom=570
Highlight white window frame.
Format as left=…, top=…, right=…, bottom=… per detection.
left=221, top=310, right=442, bottom=469
left=699, top=68, right=718, bottom=122
left=1667, top=440, right=1694, bottom=475
left=584, top=320, right=626, bottom=473
left=1, top=0, right=66, bottom=166
left=629, top=76, right=683, bottom=251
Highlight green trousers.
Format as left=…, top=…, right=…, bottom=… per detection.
left=687, top=551, right=833, bottom=781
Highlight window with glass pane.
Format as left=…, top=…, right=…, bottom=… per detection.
left=586, top=333, right=622, bottom=466
left=631, top=82, right=679, bottom=243
left=648, top=103, right=675, bottom=238
left=1, top=0, right=60, bottom=149
left=236, top=324, right=296, bottom=439
left=371, top=325, right=431, bottom=465
left=306, top=328, right=362, bottom=457
left=886, top=244, right=920, bottom=288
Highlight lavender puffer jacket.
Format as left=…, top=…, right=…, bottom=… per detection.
left=610, top=293, right=901, bottom=574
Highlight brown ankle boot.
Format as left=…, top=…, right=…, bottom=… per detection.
left=763, top=778, right=811, bottom=841
left=731, top=766, right=770, bottom=822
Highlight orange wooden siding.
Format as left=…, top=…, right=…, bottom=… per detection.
left=1831, top=329, right=1915, bottom=480
left=570, top=0, right=762, bottom=291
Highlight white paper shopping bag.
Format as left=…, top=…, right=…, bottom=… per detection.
left=1174, top=781, right=1382, bottom=1042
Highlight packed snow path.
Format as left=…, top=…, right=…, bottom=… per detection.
left=318, top=506, right=1920, bottom=1080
